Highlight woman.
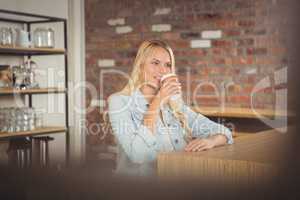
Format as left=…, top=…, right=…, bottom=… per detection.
left=108, top=40, right=233, bottom=177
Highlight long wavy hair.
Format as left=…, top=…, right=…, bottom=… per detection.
left=102, top=40, right=192, bottom=144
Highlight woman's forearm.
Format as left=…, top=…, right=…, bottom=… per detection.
left=142, top=96, right=161, bottom=134
left=210, top=134, right=228, bottom=147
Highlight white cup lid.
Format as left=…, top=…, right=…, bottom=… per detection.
left=160, top=73, right=177, bottom=83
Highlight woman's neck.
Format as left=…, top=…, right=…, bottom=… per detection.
left=140, top=84, right=158, bottom=103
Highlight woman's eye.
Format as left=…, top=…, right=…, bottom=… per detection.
left=152, top=62, right=159, bottom=65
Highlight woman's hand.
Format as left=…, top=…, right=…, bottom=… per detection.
left=184, top=134, right=227, bottom=152
left=156, top=75, right=181, bottom=106
left=184, top=138, right=215, bottom=152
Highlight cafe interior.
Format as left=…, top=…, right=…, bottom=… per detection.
left=0, top=0, right=299, bottom=199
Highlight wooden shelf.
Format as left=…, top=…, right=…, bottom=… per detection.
left=0, top=45, right=66, bottom=56
left=0, top=126, right=67, bottom=139
left=0, top=87, right=66, bottom=95
left=192, top=106, right=291, bottom=118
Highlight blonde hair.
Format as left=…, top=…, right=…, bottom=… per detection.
left=102, top=40, right=192, bottom=143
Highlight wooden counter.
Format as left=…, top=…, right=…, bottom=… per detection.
left=192, top=106, right=291, bottom=118
left=157, top=128, right=290, bottom=185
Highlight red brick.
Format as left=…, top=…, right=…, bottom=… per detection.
left=168, top=40, right=189, bottom=48
left=199, top=84, right=217, bottom=93
left=213, top=57, right=226, bottom=65
left=227, top=95, right=251, bottom=104
left=180, top=32, right=200, bottom=39
left=192, top=60, right=208, bottom=68
left=194, top=96, right=221, bottom=106
left=269, top=47, right=287, bottom=55
left=254, top=36, right=280, bottom=47
left=232, top=57, right=254, bottom=65
left=162, top=32, right=181, bottom=40
left=255, top=58, right=277, bottom=65
left=212, top=40, right=233, bottom=47
left=189, top=49, right=208, bottom=57
left=224, top=30, right=241, bottom=37
left=242, top=85, right=255, bottom=93
left=212, top=48, right=222, bottom=55
left=246, top=48, right=267, bottom=55
left=227, top=84, right=242, bottom=93
left=237, top=38, right=254, bottom=46
left=274, top=83, right=287, bottom=90
left=238, top=20, right=255, bottom=27
left=224, top=58, right=233, bottom=66
left=215, top=19, right=237, bottom=28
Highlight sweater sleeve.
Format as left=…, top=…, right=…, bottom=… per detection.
left=182, top=105, right=233, bottom=144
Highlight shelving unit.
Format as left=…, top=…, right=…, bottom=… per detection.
left=0, top=9, right=69, bottom=159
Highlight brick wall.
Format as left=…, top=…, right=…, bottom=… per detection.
left=85, top=0, right=289, bottom=144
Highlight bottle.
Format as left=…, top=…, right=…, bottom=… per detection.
left=46, top=28, right=55, bottom=48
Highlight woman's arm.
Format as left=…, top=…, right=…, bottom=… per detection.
left=143, top=76, right=182, bottom=133
left=183, top=105, right=233, bottom=143
left=182, top=105, right=233, bottom=151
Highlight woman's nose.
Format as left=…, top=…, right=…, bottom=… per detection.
left=159, top=64, right=168, bottom=75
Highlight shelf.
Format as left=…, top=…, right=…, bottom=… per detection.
left=0, top=87, right=66, bottom=95
left=0, top=45, right=66, bottom=56
left=192, top=106, right=291, bottom=118
left=0, top=126, right=67, bottom=139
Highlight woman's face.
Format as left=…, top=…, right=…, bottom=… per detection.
left=143, top=47, right=172, bottom=89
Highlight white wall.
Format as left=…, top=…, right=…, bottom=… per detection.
left=0, top=0, right=17, bottom=10
left=16, top=0, right=68, bottom=19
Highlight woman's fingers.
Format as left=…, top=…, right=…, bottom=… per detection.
left=191, top=141, right=206, bottom=152
left=163, top=82, right=181, bottom=91
left=193, top=142, right=207, bottom=152
left=159, top=86, right=181, bottom=104
left=185, top=139, right=212, bottom=152
left=160, top=83, right=181, bottom=99
left=185, top=139, right=201, bottom=151
left=196, top=145, right=209, bottom=152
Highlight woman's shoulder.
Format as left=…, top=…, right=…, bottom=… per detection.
left=108, top=92, right=128, bottom=102
left=108, top=92, right=132, bottom=109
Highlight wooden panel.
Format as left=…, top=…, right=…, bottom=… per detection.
left=0, top=126, right=67, bottom=139
left=157, top=129, right=289, bottom=185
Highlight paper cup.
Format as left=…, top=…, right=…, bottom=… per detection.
left=160, top=73, right=183, bottom=111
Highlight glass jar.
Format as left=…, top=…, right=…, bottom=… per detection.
left=33, top=28, right=47, bottom=48
left=35, top=109, right=43, bottom=128
left=33, top=27, right=55, bottom=48
left=23, top=59, right=39, bottom=88
left=0, top=27, right=14, bottom=47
